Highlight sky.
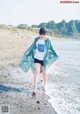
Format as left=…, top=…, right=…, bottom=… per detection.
left=0, top=0, right=80, bottom=26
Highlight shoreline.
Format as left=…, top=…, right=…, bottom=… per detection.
left=0, top=29, right=58, bottom=114
left=0, top=29, right=79, bottom=114
left=0, top=66, right=58, bottom=114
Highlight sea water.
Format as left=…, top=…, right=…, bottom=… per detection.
left=46, top=39, right=80, bottom=114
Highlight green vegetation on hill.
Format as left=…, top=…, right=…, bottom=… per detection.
left=0, top=20, right=80, bottom=39
left=31, top=20, right=80, bottom=39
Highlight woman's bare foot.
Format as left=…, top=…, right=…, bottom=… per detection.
left=33, top=88, right=37, bottom=95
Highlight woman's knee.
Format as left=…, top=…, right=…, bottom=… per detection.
left=42, top=66, right=46, bottom=75
left=35, top=70, right=39, bottom=75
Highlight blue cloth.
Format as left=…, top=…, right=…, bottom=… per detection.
left=37, top=44, right=45, bottom=52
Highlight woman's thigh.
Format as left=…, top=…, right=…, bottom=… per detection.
left=34, top=63, right=40, bottom=74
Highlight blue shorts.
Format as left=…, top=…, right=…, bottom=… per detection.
left=34, top=58, right=44, bottom=66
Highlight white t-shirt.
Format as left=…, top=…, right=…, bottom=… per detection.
left=34, top=39, right=46, bottom=60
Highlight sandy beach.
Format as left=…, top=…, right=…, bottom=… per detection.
left=0, top=29, right=57, bottom=114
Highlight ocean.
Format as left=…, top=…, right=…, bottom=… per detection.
left=46, top=39, right=80, bottom=114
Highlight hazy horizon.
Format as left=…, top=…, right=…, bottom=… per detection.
left=0, top=0, right=80, bottom=26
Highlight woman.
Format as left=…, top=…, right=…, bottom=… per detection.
left=19, top=27, right=59, bottom=95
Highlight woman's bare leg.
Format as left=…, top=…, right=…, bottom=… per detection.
left=42, top=66, right=47, bottom=91
left=33, top=63, right=40, bottom=93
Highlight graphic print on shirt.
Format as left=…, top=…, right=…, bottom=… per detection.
left=37, top=44, right=44, bottom=52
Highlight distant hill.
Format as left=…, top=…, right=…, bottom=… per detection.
left=31, top=20, right=80, bottom=38
left=0, top=20, right=80, bottom=39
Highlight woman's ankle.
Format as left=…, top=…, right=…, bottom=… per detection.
left=43, top=85, right=47, bottom=91
left=34, top=87, right=37, bottom=93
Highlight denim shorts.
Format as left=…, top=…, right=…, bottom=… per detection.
left=34, top=58, right=44, bottom=66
